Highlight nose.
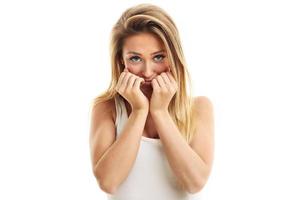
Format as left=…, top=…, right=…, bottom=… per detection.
left=141, top=62, right=153, bottom=79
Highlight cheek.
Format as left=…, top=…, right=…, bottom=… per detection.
left=125, top=61, right=170, bottom=74
left=155, top=63, right=170, bottom=73
left=125, top=63, right=141, bottom=74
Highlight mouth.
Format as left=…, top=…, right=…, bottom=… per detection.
left=143, top=81, right=152, bottom=85
left=141, top=81, right=152, bottom=87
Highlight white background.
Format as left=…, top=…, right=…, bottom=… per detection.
left=0, top=0, right=299, bottom=199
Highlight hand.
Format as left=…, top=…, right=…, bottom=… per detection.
left=115, top=68, right=149, bottom=112
left=150, top=71, right=178, bottom=112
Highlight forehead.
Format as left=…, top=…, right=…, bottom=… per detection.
left=123, top=32, right=165, bottom=54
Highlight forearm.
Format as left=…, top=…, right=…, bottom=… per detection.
left=151, top=110, right=209, bottom=193
left=94, top=109, right=148, bottom=193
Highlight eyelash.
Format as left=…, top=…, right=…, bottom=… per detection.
left=129, top=54, right=165, bottom=63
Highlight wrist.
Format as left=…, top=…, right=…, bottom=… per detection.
left=132, top=108, right=149, bottom=115
left=150, top=108, right=169, bottom=116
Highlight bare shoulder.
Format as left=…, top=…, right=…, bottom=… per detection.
left=189, top=96, right=215, bottom=188
left=92, top=98, right=115, bottom=113
left=189, top=95, right=215, bottom=169
left=90, top=98, right=116, bottom=127
left=89, top=98, right=116, bottom=169
left=192, top=96, right=214, bottom=116
left=89, top=97, right=116, bottom=147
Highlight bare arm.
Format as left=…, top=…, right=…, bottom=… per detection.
left=150, top=96, right=214, bottom=194
left=90, top=101, right=148, bottom=194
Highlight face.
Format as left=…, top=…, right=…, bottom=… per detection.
left=121, top=32, right=170, bottom=93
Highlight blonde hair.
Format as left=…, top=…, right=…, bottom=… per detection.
left=91, top=3, right=197, bottom=143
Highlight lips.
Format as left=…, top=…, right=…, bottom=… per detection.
left=142, top=80, right=152, bottom=86
left=142, top=77, right=154, bottom=86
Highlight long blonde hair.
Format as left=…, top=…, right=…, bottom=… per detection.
left=91, top=3, right=197, bottom=143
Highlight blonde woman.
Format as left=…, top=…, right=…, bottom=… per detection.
left=89, top=3, right=214, bottom=200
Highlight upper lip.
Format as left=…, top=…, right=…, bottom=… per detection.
left=144, top=78, right=153, bottom=82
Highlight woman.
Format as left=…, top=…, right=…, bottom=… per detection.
left=89, top=3, right=214, bottom=200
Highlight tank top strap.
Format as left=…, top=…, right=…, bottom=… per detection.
left=114, top=96, right=121, bottom=127
left=114, top=95, right=128, bottom=137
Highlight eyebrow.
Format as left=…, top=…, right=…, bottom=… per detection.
left=126, top=50, right=165, bottom=55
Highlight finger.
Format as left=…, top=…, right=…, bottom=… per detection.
left=126, top=75, right=136, bottom=89
left=156, top=75, right=167, bottom=89
left=115, top=72, right=126, bottom=90
left=167, top=71, right=176, bottom=84
left=133, top=77, right=144, bottom=90
left=151, top=79, right=159, bottom=91
left=119, top=72, right=131, bottom=91
left=167, top=72, right=178, bottom=90
left=161, top=72, right=171, bottom=86
left=124, top=68, right=129, bottom=72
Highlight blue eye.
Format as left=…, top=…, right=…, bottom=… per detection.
left=129, top=56, right=142, bottom=62
left=128, top=55, right=165, bottom=63
left=154, top=54, right=165, bottom=62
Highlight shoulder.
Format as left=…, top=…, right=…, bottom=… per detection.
left=192, top=96, right=213, bottom=105
left=191, top=96, right=214, bottom=134
left=192, top=96, right=214, bottom=116
left=91, top=98, right=116, bottom=123
left=189, top=96, right=215, bottom=167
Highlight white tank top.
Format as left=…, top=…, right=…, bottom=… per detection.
left=106, top=96, right=202, bottom=200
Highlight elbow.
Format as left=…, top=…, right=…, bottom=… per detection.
left=95, top=174, right=118, bottom=195
left=187, top=181, right=205, bottom=194
left=98, top=179, right=118, bottom=195
left=186, top=176, right=208, bottom=194
left=93, top=166, right=118, bottom=194
left=187, top=165, right=212, bottom=194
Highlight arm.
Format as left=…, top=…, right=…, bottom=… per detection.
left=150, top=96, right=215, bottom=194
left=90, top=101, right=148, bottom=194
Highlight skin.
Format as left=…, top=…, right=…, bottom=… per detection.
left=121, top=32, right=171, bottom=99
left=90, top=32, right=214, bottom=194
left=118, top=33, right=214, bottom=192
left=121, top=32, right=174, bottom=138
